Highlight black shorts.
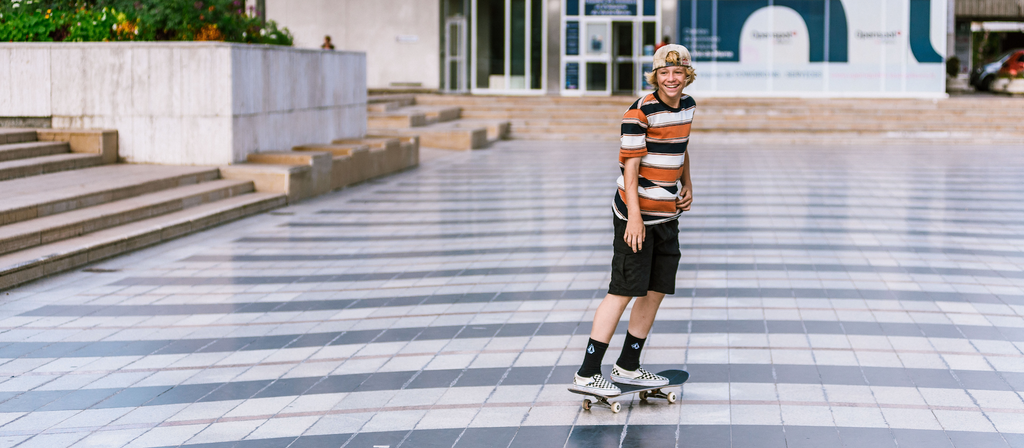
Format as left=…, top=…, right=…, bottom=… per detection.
left=608, top=216, right=681, bottom=297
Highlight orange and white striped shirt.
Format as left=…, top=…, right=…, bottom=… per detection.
left=614, top=92, right=696, bottom=224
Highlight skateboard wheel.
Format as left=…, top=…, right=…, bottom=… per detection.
left=582, top=399, right=592, bottom=410
left=638, top=391, right=648, bottom=401
left=611, top=402, right=621, bottom=413
left=667, top=392, right=677, bottom=403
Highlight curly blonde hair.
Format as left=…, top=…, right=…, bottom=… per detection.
left=644, top=65, right=697, bottom=91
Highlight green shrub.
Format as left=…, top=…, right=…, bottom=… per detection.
left=945, top=56, right=960, bottom=77
left=0, top=2, right=58, bottom=42
left=0, top=0, right=292, bottom=45
left=65, top=7, right=121, bottom=41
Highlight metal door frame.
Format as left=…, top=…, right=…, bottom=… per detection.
left=470, top=0, right=548, bottom=95
left=444, top=15, right=468, bottom=93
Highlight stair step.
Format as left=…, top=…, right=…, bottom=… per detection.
left=0, top=192, right=286, bottom=290
left=371, top=122, right=489, bottom=150
left=0, top=129, right=37, bottom=145
left=447, top=119, right=511, bottom=143
left=0, top=179, right=254, bottom=256
left=0, top=141, right=70, bottom=162
left=0, top=164, right=220, bottom=226
left=0, top=153, right=104, bottom=182
left=406, top=105, right=461, bottom=124
left=367, top=105, right=462, bottom=129
left=367, top=94, right=416, bottom=112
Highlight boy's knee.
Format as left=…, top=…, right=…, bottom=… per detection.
left=603, top=293, right=633, bottom=308
left=640, top=291, right=666, bottom=302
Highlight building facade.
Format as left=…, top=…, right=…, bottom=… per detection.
left=267, top=0, right=986, bottom=97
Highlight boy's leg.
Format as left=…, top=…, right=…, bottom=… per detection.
left=577, top=293, right=631, bottom=378
left=615, top=291, right=666, bottom=371
left=571, top=293, right=632, bottom=396
left=591, top=293, right=633, bottom=343
left=572, top=215, right=649, bottom=394
left=626, top=291, right=666, bottom=338
left=611, top=220, right=677, bottom=385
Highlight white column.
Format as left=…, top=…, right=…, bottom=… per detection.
left=947, top=0, right=955, bottom=58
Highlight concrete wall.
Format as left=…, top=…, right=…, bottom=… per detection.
left=0, top=42, right=366, bottom=165
left=957, top=0, right=1024, bottom=18
left=265, top=0, right=440, bottom=89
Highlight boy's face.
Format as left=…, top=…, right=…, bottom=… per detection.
left=656, top=66, right=686, bottom=99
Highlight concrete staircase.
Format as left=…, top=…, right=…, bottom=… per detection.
left=414, top=95, right=1024, bottom=145
left=0, top=128, right=285, bottom=290
left=367, top=94, right=510, bottom=150
left=219, top=135, right=420, bottom=203
left=0, top=129, right=106, bottom=181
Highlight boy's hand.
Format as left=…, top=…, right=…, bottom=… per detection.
left=676, top=186, right=693, bottom=211
left=625, top=218, right=645, bottom=253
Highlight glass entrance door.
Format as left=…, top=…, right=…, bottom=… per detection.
left=612, top=21, right=635, bottom=94
left=471, top=0, right=545, bottom=94
left=560, top=0, right=660, bottom=96
left=444, top=16, right=468, bottom=92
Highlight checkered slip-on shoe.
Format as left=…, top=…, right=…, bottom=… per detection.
left=610, top=364, right=670, bottom=386
left=570, top=373, right=621, bottom=396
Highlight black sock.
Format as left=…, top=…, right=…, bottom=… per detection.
left=615, top=331, right=646, bottom=371
left=577, top=338, right=609, bottom=378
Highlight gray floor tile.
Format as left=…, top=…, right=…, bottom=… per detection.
left=837, top=427, right=898, bottom=448
left=785, top=425, right=842, bottom=448
left=454, top=427, right=518, bottom=448
left=621, top=424, right=677, bottom=448
left=509, top=426, right=572, bottom=448
left=890, top=429, right=955, bottom=448
left=566, top=425, right=623, bottom=448
left=400, top=428, right=463, bottom=448
left=732, top=425, right=787, bottom=448
left=947, top=431, right=1011, bottom=448
left=678, top=425, right=729, bottom=448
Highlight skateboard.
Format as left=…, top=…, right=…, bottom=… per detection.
left=568, top=369, right=689, bottom=413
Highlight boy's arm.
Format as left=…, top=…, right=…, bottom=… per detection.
left=623, top=156, right=644, bottom=253
left=620, top=99, right=648, bottom=253
left=677, top=151, right=692, bottom=211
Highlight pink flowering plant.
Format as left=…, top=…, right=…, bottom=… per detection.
left=0, top=0, right=292, bottom=44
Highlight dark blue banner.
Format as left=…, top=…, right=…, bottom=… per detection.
left=566, top=21, right=580, bottom=55
left=585, top=0, right=637, bottom=16
left=566, top=63, right=580, bottom=90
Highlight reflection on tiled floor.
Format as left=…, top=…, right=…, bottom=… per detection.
left=1, top=141, right=1024, bottom=448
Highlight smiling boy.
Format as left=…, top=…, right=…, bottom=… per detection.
left=571, top=44, right=697, bottom=396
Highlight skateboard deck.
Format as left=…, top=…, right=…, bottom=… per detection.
left=568, top=369, right=689, bottom=413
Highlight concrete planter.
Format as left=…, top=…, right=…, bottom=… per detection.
left=0, top=42, right=367, bottom=165
left=989, top=77, right=1011, bottom=93
left=1004, top=78, right=1024, bottom=94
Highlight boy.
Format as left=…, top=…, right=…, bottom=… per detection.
left=571, top=44, right=697, bottom=395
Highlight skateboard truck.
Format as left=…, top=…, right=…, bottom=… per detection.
left=581, top=396, right=622, bottom=413
left=638, top=388, right=677, bottom=403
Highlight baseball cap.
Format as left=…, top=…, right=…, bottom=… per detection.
left=652, top=44, right=692, bottom=70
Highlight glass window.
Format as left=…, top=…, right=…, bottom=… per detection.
left=476, top=0, right=505, bottom=89
left=642, top=21, right=656, bottom=55
left=566, top=62, right=580, bottom=90
left=587, top=62, right=607, bottom=91
left=587, top=23, right=609, bottom=56
left=566, top=21, right=580, bottom=56
left=511, top=0, right=526, bottom=89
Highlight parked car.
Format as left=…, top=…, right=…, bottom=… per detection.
left=971, top=49, right=1024, bottom=91
left=996, top=50, right=1024, bottom=77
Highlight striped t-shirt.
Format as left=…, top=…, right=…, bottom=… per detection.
left=613, top=92, right=696, bottom=224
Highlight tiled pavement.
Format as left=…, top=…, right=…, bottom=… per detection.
left=0, top=141, right=1023, bottom=447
